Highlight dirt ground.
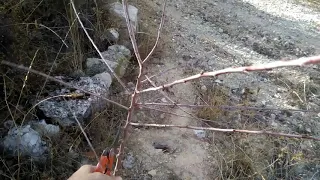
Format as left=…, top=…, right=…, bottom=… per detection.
left=122, top=0, right=320, bottom=179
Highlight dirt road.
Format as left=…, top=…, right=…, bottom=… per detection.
left=125, top=0, right=320, bottom=179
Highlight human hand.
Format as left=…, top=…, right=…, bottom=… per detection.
left=68, top=165, right=122, bottom=180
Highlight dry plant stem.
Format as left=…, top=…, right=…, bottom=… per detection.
left=37, top=23, right=69, bottom=48
left=122, top=0, right=142, bottom=66
left=113, top=0, right=168, bottom=174
left=69, top=0, right=129, bottom=93
left=15, top=49, right=39, bottom=118
left=1, top=61, right=129, bottom=110
left=139, top=55, right=320, bottom=93
left=137, top=102, right=317, bottom=112
left=142, top=0, right=167, bottom=64
left=2, top=77, right=16, bottom=127
left=113, top=0, right=145, bottom=174
left=130, top=122, right=320, bottom=141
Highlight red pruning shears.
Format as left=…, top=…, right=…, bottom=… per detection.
left=94, top=148, right=116, bottom=175
left=94, top=129, right=121, bottom=175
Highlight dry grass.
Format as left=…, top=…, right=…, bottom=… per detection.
left=195, top=79, right=320, bottom=179
left=0, top=0, right=130, bottom=179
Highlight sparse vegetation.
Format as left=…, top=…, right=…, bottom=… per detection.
left=1, top=0, right=320, bottom=179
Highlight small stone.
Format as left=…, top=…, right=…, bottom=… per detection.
left=260, top=77, right=268, bottom=82
left=306, top=127, right=312, bottom=133
left=201, top=85, right=207, bottom=92
left=218, top=28, right=224, bottom=33
left=30, top=120, right=60, bottom=137
left=270, top=114, right=276, bottom=121
left=222, top=34, right=229, bottom=39
left=93, top=72, right=112, bottom=88
left=123, top=154, right=135, bottom=169
left=104, top=28, right=119, bottom=42
left=160, top=113, right=165, bottom=119
left=194, top=129, right=206, bottom=139
left=261, top=100, right=267, bottom=106
left=214, top=79, right=223, bottom=84
left=148, top=169, right=157, bottom=176
left=208, top=60, right=215, bottom=66
left=271, top=120, right=278, bottom=127
left=161, top=98, right=168, bottom=103
left=274, top=93, right=281, bottom=98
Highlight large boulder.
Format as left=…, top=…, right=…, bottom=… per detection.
left=37, top=72, right=112, bottom=127
left=2, top=125, right=48, bottom=161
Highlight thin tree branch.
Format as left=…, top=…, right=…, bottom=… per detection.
left=137, top=102, right=318, bottom=113
left=142, top=0, right=167, bottom=64
left=69, top=0, right=129, bottom=93
left=122, top=0, right=142, bottom=66
left=130, top=122, right=320, bottom=141
left=1, top=61, right=129, bottom=110
left=138, top=55, right=320, bottom=93
left=113, top=0, right=146, bottom=174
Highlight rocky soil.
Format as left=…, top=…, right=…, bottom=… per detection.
left=122, top=0, right=320, bottom=179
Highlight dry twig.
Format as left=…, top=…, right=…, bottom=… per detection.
left=130, top=122, right=320, bottom=141
left=138, top=55, right=320, bottom=93
left=0, top=61, right=129, bottom=110
left=113, top=0, right=167, bottom=174
left=142, top=0, right=167, bottom=64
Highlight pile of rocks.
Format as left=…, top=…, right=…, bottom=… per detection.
left=1, top=2, right=138, bottom=162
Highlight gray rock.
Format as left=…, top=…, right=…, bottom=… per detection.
left=38, top=74, right=111, bottom=127
left=123, top=153, right=135, bottom=169
left=214, top=79, right=223, bottom=84
left=101, top=28, right=119, bottom=43
left=201, top=85, right=207, bottom=92
left=194, top=129, right=206, bottom=139
left=2, top=125, right=48, bottom=160
left=148, top=169, right=157, bottom=176
left=38, top=99, right=92, bottom=127
left=86, top=45, right=131, bottom=78
left=106, top=2, right=138, bottom=47
left=86, top=58, right=117, bottom=76
left=109, top=2, right=138, bottom=32
left=161, top=98, right=168, bottom=103
left=30, top=120, right=60, bottom=137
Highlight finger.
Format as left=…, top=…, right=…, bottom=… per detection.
left=89, top=172, right=113, bottom=180
left=114, top=177, right=122, bottom=180
left=80, top=165, right=96, bottom=173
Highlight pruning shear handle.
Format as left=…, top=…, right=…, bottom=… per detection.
left=94, top=149, right=115, bottom=175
